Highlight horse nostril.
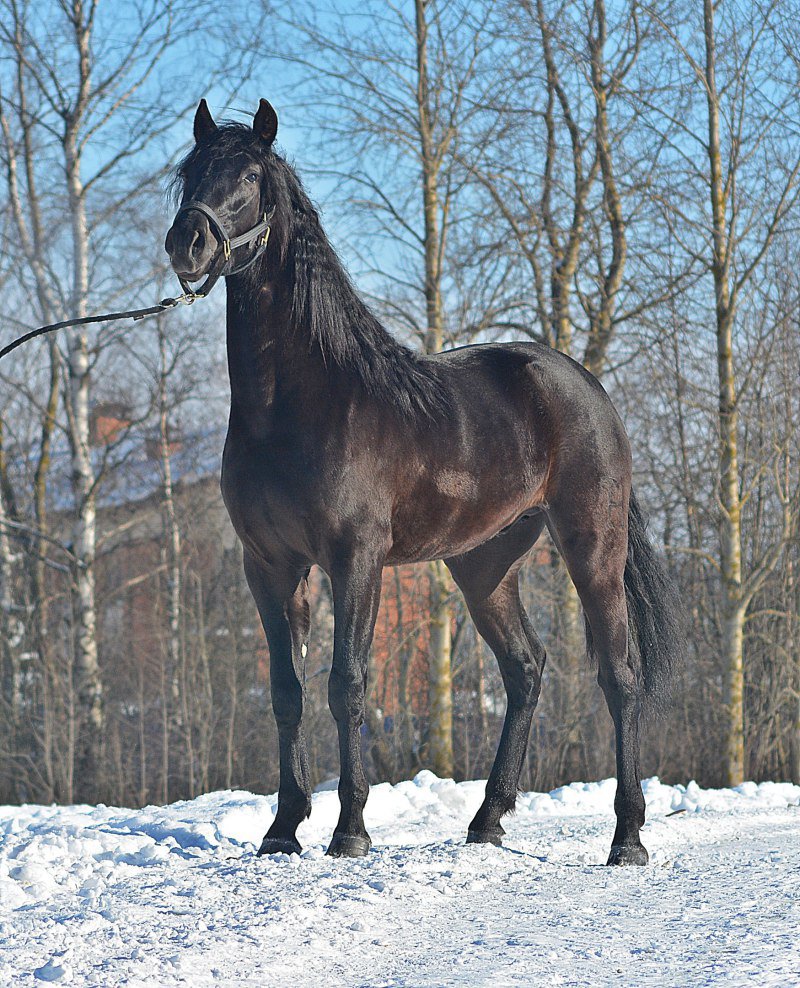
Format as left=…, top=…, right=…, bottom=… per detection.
left=189, top=229, right=206, bottom=259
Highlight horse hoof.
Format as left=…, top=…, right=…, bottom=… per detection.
left=466, top=828, right=504, bottom=847
left=606, top=843, right=649, bottom=866
left=326, top=833, right=371, bottom=858
left=257, top=836, right=302, bottom=857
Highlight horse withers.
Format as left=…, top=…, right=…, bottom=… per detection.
left=165, top=99, right=683, bottom=865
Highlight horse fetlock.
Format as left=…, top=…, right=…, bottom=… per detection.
left=466, top=798, right=508, bottom=844
left=338, top=780, right=370, bottom=809
left=613, top=787, right=645, bottom=816
left=292, top=796, right=313, bottom=822
left=468, top=795, right=512, bottom=836
left=488, top=783, right=520, bottom=815
left=273, top=786, right=311, bottom=825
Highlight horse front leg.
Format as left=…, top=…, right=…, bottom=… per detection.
left=326, top=550, right=384, bottom=858
left=244, top=552, right=313, bottom=856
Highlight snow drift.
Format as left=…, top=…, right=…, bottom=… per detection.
left=1, top=773, right=798, bottom=985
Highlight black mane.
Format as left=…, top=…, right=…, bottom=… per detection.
left=173, top=123, right=449, bottom=420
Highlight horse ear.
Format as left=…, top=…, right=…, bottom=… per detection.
left=253, top=99, right=278, bottom=146
left=193, top=99, right=217, bottom=144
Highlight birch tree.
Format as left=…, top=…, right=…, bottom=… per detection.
left=269, top=0, right=492, bottom=778
left=412, top=0, right=454, bottom=779
left=640, top=0, right=800, bottom=785
left=459, top=0, right=661, bottom=779
left=0, top=0, right=236, bottom=798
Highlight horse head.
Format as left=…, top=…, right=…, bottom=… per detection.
left=165, top=99, right=279, bottom=294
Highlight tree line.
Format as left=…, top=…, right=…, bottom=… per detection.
left=0, top=0, right=797, bottom=806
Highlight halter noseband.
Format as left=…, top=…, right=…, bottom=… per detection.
left=174, top=199, right=275, bottom=297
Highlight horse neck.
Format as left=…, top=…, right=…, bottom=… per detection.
left=223, top=213, right=441, bottom=434
left=224, top=275, right=326, bottom=434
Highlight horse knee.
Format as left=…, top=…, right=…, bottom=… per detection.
left=271, top=675, right=304, bottom=732
left=327, top=666, right=365, bottom=724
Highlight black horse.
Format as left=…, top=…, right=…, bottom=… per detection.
left=165, top=99, right=682, bottom=865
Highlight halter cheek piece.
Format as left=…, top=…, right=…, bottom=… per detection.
left=173, top=199, right=275, bottom=297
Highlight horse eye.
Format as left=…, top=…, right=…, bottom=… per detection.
left=244, top=172, right=259, bottom=184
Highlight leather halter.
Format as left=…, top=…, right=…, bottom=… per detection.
left=173, top=199, right=275, bottom=297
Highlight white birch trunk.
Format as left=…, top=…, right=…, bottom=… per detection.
left=0, top=479, right=22, bottom=729
left=157, top=325, right=183, bottom=801
left=703, top=0, right=745, bottom=786
left=63, top=3, right=103, bottom=796
left=415, top=0, right=455, bottom=779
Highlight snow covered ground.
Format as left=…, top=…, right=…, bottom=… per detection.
left=1, top=773, right=798, bottom=987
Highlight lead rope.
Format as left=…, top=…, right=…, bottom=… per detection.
left=2, top=204, right=274, bottom=362
left=0, top=292, right=202, bottom=362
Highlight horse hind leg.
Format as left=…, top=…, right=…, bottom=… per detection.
left=547, top=494, right=648, bottom=866
left=462, top=575, right=546, bottom=845
left=589, top=586, right=648, bottom=865
left=447, top=516, right=547, bottom=845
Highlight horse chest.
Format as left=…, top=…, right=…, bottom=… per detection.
left=221, top=435, right=314, bottom=547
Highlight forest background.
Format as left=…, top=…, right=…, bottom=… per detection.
left=0, top=0, right=798, bottom=807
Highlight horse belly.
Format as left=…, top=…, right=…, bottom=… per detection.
left=387, top=467, right=545, bottom=564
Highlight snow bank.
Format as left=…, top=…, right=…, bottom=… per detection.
left=1, top=774, right=798, bottom=986
left=1, top=773, right=798, bottom=869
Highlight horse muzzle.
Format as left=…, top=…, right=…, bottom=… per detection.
left=165, top=212, right=218, bottom=282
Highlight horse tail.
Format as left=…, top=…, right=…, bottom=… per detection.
left=585, top=490, right=684, bottom=713
left=622, top=491, right=684, bottom=712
